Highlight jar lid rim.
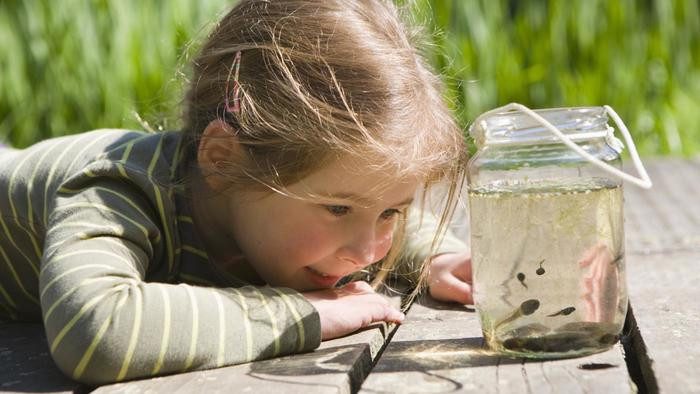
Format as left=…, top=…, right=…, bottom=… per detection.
left=469, top=106, right=609, bottom=145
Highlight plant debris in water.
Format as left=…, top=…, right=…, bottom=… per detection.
left=501, top=322, right=619, bottom=353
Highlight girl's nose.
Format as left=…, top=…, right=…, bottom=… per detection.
left=337, top=225, right=393, bottom=268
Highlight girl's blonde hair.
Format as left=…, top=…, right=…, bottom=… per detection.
left=182, top=0, right=467, bottom=293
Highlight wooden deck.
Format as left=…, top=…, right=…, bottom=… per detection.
left=2, top=158, right=699, bottom=393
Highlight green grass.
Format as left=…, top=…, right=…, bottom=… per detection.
left=410, top=0, right=700, bottom=156
left=2, top=0, right=699, bottom=156
left=0, top=0, right=230, bottom=147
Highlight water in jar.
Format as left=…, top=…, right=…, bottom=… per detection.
left=469, top=179, right=626, bottom=358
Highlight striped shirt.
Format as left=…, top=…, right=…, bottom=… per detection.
left=0, top=129, right=467, bottom=385
left=0, top=130, right=319, bottom=384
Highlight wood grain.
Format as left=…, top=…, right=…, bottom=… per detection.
left=359, top=296, right=635, bottom=393
left=622, top=159, right=700, bottom=393
left=93, top=309, right=400, bottom=393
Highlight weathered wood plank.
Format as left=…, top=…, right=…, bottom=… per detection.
left=0, top=322, right=81, bottom=393
left=624, top=159, right=700, bottom=255
left=626, top=250, right=700, bottom=393
left=360, top=296, right=635, bottom=393
left=93, top=314, right=398, bottom=393
left=622, top=159, right=700, bottom=392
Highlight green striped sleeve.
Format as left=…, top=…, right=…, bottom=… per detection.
left=41, top=178, right=320, bottom=385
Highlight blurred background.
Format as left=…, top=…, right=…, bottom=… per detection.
left=1, top=0, right=698, bottom=156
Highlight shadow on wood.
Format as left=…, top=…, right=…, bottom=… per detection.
left=370, top=337, right=523, bottom=372
left=248, top=343, right=370, bottom=377
left=0, top=322, right=81, bottom=393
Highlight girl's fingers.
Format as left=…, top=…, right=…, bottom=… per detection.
left=379, top=306, right=405, bottom=323
left=341, top=280, right=374, bottom=295
left=358, top=293, right=404, bottom=324
left=432, top=252, right=472, bottom=282
left=430, top=274, right=473, bottom=305
left=369, top=295, right=403, bottom=323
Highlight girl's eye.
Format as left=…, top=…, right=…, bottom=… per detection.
left=379, top=208, right=401, bottom=220
left=325, top=205, right=351, bottom=216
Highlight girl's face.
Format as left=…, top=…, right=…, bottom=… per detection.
left=217, top=156, right=419, bottom=291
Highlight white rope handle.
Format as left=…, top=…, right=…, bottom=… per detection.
left=473, top=103, right=653, bottom=189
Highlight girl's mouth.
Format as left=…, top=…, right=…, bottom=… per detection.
left=304, top=266, right=341, bottom=287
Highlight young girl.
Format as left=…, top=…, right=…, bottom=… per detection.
left=0, top=0, right=471, bottom=385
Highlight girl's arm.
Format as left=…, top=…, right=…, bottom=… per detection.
left=41, top=178, right=320, bottom=385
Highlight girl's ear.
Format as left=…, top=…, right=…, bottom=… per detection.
left=197, top=119, right=246, bottom=192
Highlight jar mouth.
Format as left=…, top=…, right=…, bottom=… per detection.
left=470, top=106, right=610, bottom=146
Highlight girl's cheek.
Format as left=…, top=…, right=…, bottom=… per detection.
left=288, top=226, right=334, bottom=257
left=374, top=230, right=394, bottom=261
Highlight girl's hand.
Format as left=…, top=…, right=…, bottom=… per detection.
left=428, top=251, right=473, bottom=305
left=302, top=281, right=405, bottom=340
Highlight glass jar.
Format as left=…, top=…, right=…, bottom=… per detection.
left=467, top=106, right=631, bottom=358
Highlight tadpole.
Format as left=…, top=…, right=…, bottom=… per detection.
left=520, top=299, right=540, bottom=315
left=536, top=259, right=546, bottom=275
left=496, top=299, right=541, bottom=328
left=547, top=306, right=576, bottom=317
left=517, top=272, right=527, bottom=288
